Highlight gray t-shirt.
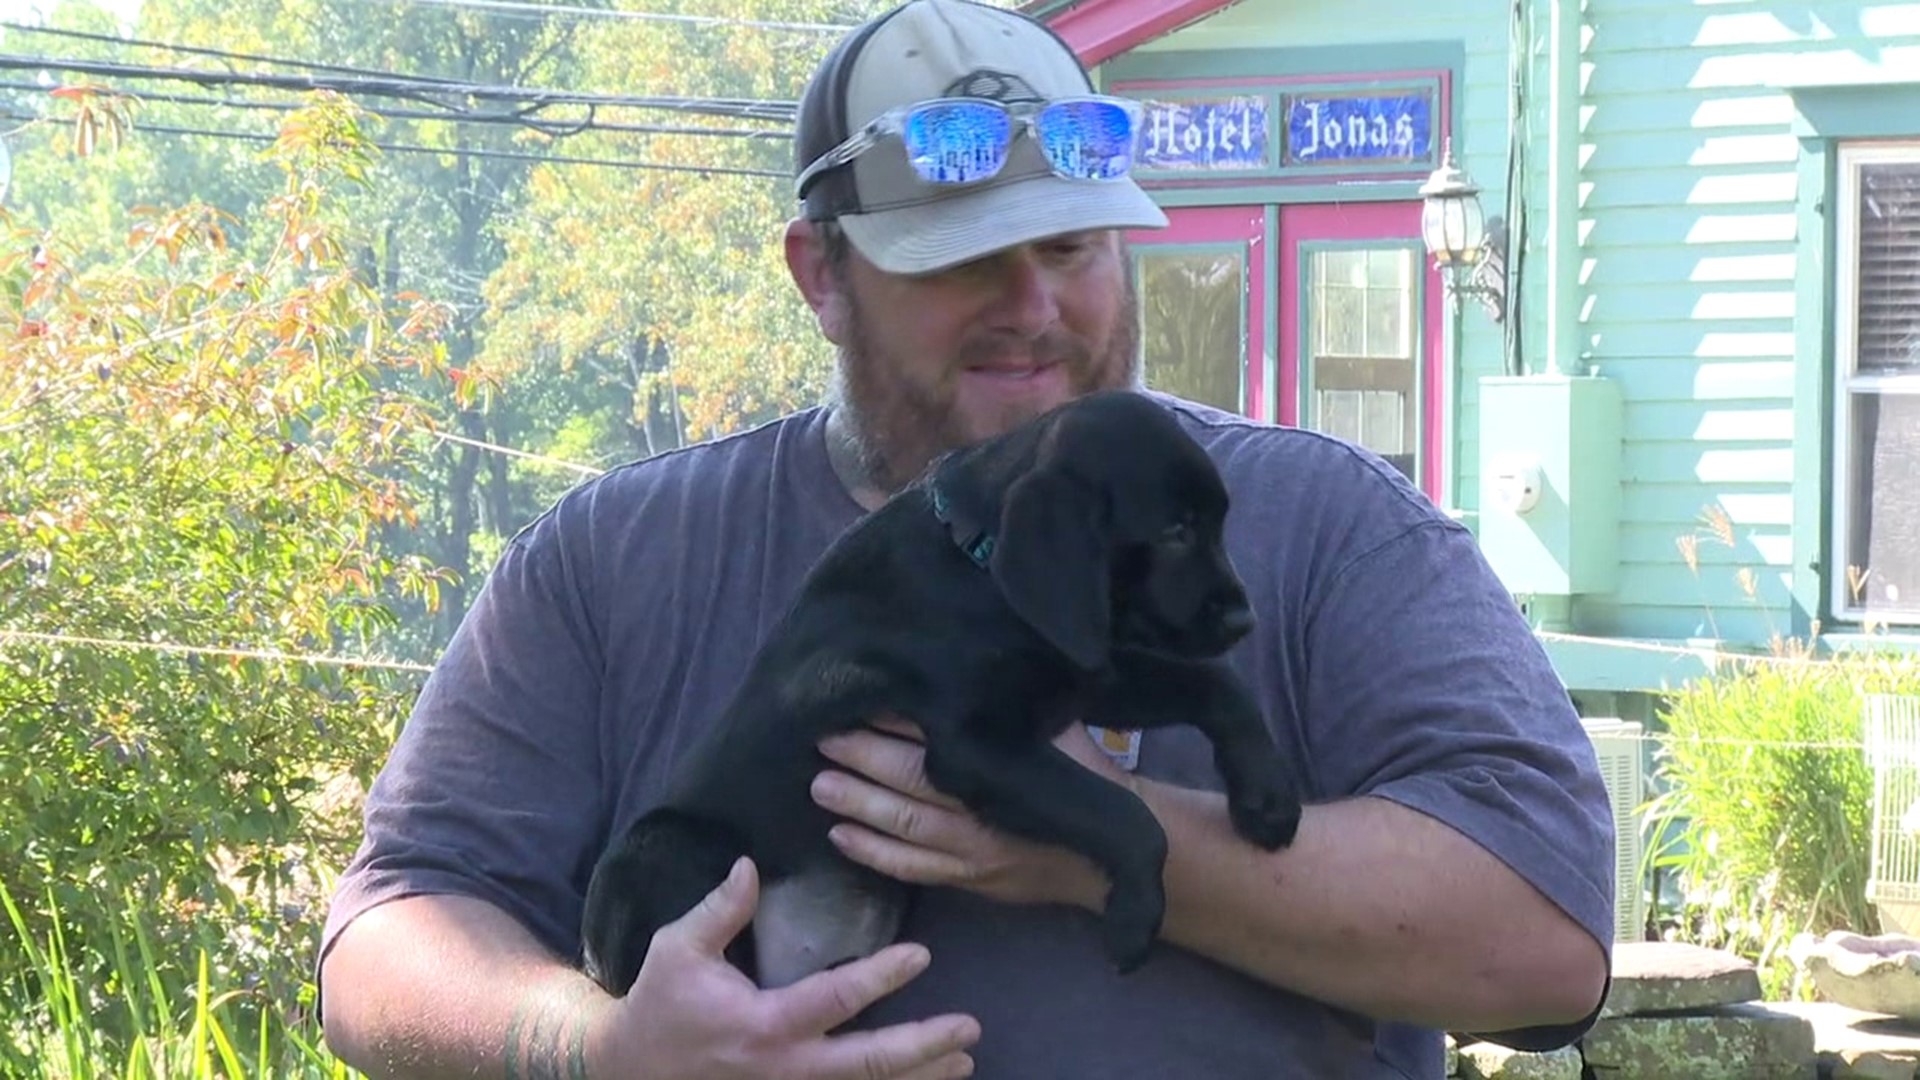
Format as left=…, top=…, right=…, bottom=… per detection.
left=319, top=393, right=1615, bottom=1079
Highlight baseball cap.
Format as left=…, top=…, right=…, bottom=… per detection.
left=793, top=0, right=1168, bottom=275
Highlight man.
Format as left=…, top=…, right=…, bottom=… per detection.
left=316, top=1, right=1617, bottom=1077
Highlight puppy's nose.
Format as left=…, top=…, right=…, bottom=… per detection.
left=1216, top=603, right=1254, bottom=640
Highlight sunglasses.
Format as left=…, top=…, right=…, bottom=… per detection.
left=794, top=94, right=1145, bottom=198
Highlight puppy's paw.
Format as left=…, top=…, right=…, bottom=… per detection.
left=1101, top=881, right=1165, bottom=974
left=1228, top=775, right=1302, bottom=851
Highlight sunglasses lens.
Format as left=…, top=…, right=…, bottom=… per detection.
left=1036, top=99, right=1139, bottom=180
left=901, top=101, right=1012, bottom=184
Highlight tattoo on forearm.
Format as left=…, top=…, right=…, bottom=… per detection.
left=503, top=982, right=596, bottom=1080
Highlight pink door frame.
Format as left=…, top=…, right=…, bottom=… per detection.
left=1129, top=200, right=1446, bottom=502
left=1126, top=204, right=1272, bottom=422
left=1279, top=200, right=1446, bottom=500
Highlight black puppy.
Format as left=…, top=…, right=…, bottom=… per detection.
left=579, top=389, right=1302, bottom=996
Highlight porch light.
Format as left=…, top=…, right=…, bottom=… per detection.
left=1418, top=138, right=1506, bottom=323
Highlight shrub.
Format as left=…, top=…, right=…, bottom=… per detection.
left=0, top=91, right=457, bottom=1065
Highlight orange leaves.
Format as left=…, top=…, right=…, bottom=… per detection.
left=127, top=204, right=234, bottom=266
left=47, top=85, right=136, bottom=160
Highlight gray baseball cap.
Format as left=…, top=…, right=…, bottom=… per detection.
left=793, top=0, right=1167, bottom=275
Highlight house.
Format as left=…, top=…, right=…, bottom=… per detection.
left=1026, top=0, right=1920, bottom=726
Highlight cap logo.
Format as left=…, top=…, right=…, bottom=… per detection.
left=940, top=69, right=1043, bottom=106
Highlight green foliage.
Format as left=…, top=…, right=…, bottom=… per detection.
left=479, top=0, right=884, bottom=447
left=1645, top=506, right=1920, bottom=1000
left=1, top=876, right=361, bottom=1077
left=0, top=92, right=453, bottom=1062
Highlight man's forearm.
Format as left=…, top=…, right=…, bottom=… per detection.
left=1134, top=781, right=1608, bottom=1034
left=320, top=893, right=613, bottom=1080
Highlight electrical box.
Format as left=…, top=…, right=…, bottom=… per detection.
left=1476, top=374, right=1622, bottom=596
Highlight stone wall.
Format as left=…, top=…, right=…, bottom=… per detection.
left=1442, top=942, right=1920, bottom=1080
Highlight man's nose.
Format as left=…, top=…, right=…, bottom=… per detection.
left=986, top=249, right=1061, bottom=337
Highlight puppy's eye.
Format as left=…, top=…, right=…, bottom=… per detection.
left=1161, top=522, right=1195, bottom=546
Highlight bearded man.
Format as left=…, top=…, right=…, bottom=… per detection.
left=316, top=3, right=1617, bottom=1078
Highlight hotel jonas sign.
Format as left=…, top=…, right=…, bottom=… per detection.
left=1133, top=84, right=1437, bottom=175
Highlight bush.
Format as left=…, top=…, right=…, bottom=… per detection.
left=0, top=91, right=457, bottom=1068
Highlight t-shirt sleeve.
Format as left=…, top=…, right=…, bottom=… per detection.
left=315, top=502, right=609, bottom=998
left=1300, top=516, right=1616, bottom=1050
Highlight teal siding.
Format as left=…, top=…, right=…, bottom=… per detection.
left=1111, top=0, right=1513, bottom=511
left=1089, top=0, right=1920, bottom=673
left=1529, top=0, right=1920, bottom=645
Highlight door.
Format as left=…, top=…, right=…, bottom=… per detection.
left=1127, top=205, right=1271, bottom=422
left=1279, top=201, right=1445, bottom=502
left=1128, top=199, right=1446, bottom=505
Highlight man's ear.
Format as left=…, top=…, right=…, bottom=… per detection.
left=989, top=467, right=1111, bottom=672
left=784, top=218, right=851, bottom=345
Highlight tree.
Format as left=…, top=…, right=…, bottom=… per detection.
left=0, top=90, right=458, bottom=1062
left=479, top=0, right=892, bottom=450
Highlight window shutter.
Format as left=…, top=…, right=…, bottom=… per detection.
left=1858, top=162, right=1920, bottom=375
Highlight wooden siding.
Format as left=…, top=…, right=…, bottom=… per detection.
left=1118, top=0, right=1513, bottom=511
left=1543, top=0, right=1920, bottom=642
left=1126, top=0, right=1920, bottom=650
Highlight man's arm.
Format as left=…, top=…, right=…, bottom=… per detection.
left=320, top=894, right=610, bottom=1080
left=811, top=726, right=1607, bottom=1038
left=321, top=863, right=985, bottom=1080
left=1132, top=779, right=1609, bottom=1035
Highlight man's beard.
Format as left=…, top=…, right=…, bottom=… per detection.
left=826, top=271, right=1143, bottom=497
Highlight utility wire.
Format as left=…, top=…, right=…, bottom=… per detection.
left=351, top=0, right=856, bottom=33
left=0, top=108, right=789, bottom=176
left=0, top=52, right=800, bottom=122
left=0, top=24, right=797, bottom=141
left=0, top=627, right=435, bottom=674
left=1, top=627, right=1906, bottom=756
left=0, top=78, right=794, bottom=140
left=0, top=20, right=472, bottom=85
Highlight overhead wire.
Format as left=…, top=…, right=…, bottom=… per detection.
left=0, top=107, right=788, bottom=175
left=0, top=80, right=795, bottom=140
left=343, top=0, right=857, bottom=33
left=0, top=628, right=435, bottom=674
left=0, top=52, right=801, bottom=122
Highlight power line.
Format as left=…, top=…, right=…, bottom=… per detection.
left=0, top=23, right=797, bottom=141
left=0, top=20, right=472, bottom=85
left=0, top=52, right=800, bottom=122
left=352, top=0, right=856, bottom=33
left=0, top=78, right=794, bottom=141
left=425, top=426, right=607, bottom=476
left=0, top=628, right=435, bottom=674
left=0, top=108, right=788, bottom=177
left=0, top=627, right=1902, bottom=755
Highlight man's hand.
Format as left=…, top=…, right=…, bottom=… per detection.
left=809, top=718, right=1117, bottom=913
left=588, top=854, right=981, bottom=1080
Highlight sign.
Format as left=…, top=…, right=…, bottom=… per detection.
left=1283, top=90, right=1433, bottom=168
left=1136, top=94, right=1270, bottom=173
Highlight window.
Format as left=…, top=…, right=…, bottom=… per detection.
left=1136, top=246, right=1247, bottom=414
left=1306, top=245, right=1421, bottom=483
left=1833, top=142, right=1920, bottom=625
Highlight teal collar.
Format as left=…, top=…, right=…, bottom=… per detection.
left=929, top=484, right=994, bottom=569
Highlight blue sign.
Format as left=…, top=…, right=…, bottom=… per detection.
left=1283, top=91, right=1433, bottom=167
left=1136, top=95, right=1269, bottom=173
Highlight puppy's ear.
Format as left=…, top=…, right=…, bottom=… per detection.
left=990, top=467, right=1111, bottom=671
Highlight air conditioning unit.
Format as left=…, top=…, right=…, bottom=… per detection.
left=1582, top=718, right=1646, bottom=942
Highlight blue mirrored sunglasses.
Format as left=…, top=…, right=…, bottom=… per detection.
left=794, top=94, right=1145, bottom=198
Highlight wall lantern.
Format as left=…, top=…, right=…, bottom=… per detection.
left=1418, top=137, right=1506, bottom=323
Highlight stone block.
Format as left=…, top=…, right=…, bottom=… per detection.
left=1581, top=1001, right=1815, bottom=1079
left=1455, top=1040, right=1581, bottom=1079
left=1767, top=1000, right=1920, bottom=1079
left=1601, top=940, right=1764, bottom=1018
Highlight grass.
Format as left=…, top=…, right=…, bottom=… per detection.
left=1644, top=507, right=1920, bottom=1000
left=0, top=876, right=361, bottom=1080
